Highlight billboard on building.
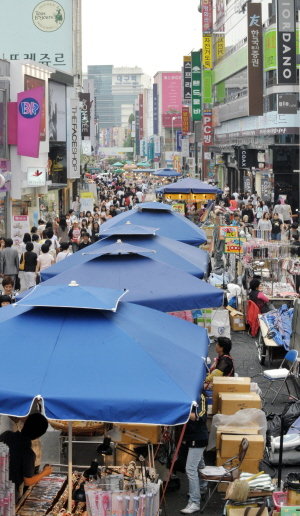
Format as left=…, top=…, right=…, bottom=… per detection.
left=153, top=83, right=159, bottom=134
left=182, top=106, right=190, bottom=135
left=49, top=81, right=66, bottom=141
left=202, top=0, right=212, bottom=33
left=191, top=52, right=201, bottom=121
left=17, top=86, right=44, bottom=158
left=79, top=93, right=90, bottom=139
left=24, top=75, right=46, bottom=141
left=183, top=56, right=192, bottom=101
left=48, top=141, right=67, bottom=184
left=202, top=36, right=213, bottom=69
left=247, top=3, right=263, bottom=116
left=0, top=0, right=73, bottom=72
left=66, top=98, right=80, bottom=179
left=202, top=109, right=213, bottom=145
left=162, top=73, right=182, bottom=128
left=139, top=93, right=144, bottom=139
left=277, top=0, right=296, bottom=84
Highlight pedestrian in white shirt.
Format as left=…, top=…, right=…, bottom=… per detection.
left=56, top=242, right=72, bottom=262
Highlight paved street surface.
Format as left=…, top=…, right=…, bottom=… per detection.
left=39, top=328, right=300, bottom=515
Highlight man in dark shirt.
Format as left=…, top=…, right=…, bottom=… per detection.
left=78, top=233, right=92, bottom=251
left=2, top=413, right=52, bottom=501
left=241, top=204, right=254, bottom=224
left=291, top=234, right=300, bottom=257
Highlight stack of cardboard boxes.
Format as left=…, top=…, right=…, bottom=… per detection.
left=212, top=377, right=263, bottom=476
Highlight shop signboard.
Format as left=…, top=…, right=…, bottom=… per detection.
left=261, top=177, right=271, bottom=200
left=277, top=0, right=296, bottom=84
left=153, top=83, right=159, bottom=134
left=183, top=56, right=192, bottom=101
left=182, top=106, right=190, bottom=135
left=27, top=167, right=46, bottom=186
left=264, top=28, right=299, bottom=72
left=135, top=101, right=140, bottom=155
left=172, top=203, right=185, bottom=214
left=203, top=70, right=212, bottom=104
left=161, top=73, right=182, bottom=128
left=224, top=237, right=246, bottom=253
left=154, top=135, right=160, bottom=156
left=79, top=93, right=90, bottom=138
left=202, top=0, right=212, bottom=32
left=238, top=149, right=251, bottom=168
left=67, top=98, right=80, bottom=179
left=191, top=51, right=202, bottom=121
left=49, top=81, right=66, bottom=141
left=244, top=176, right=251, bottom=192
left=176, top=131, right=182, bottom=152
left=18, top=86, right=44, bottom=158
left=80, top=192, right=94, bottom=214
left=202, top=109, right=213, bottom=146
left=202, top=36, right=213, bottom=69
left=24, top=76, right=46, bottom=141
left=181, top=138, right=189, bottom=158
left=216, top=37, right=225, bottom=62
left=216, top=0, right=225, bottom=26
left=0, top=0, right=73, bottom=72
left=277, top=93, right=298, bottom=114
left=247, top=3, right=263, bottom=116
left=11, top=215, right=30, bottom=251
left=219, top=226, right=239, bottom=240
left=139, top=93, right=144, bottom=139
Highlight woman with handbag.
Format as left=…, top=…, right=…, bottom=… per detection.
left=20, top=242, right=37, bottom=290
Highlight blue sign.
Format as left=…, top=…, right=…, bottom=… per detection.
left=19, top=97, right=40, bottom=118
left=176, top=131, right=182, bottom=152
left=153, top=83, right=159, bottom=135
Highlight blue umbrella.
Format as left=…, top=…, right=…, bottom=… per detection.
left=100, top=202, right=206, bottom=245
left=153, top=168, right=181, bottom=177
left=0, top=297, right=209, bottom=424
left=155, top=178, right=222, bottom=194
left=39, top=228, right=209, bottom=281
left=39, top=244, right=223, bottom=312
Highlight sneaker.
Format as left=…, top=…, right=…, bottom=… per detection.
left=181, top=501, right=201, bottom=514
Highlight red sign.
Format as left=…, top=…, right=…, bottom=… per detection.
left=139, top=93, right=144, bottom=139
left=162, top=114, right=182, bottom=128
left=182, top=107, right=190, bottom=135
left=202, top=0, right=212, bottom=32
left=202, top=109, right=213, bottom=145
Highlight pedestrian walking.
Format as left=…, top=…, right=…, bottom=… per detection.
left=0, top=238, right=19, bottom=285
left=21, top=242, right=37, bottom=290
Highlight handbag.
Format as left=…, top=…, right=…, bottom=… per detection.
left=19, top=253, right=25, bottom=271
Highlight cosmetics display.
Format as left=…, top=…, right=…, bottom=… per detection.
left=17, top=475, right=67, bottom=516
left=0, top=443, right=15, bottom=516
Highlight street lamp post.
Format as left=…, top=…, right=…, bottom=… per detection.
left=172, top=117, right=176, bottom=154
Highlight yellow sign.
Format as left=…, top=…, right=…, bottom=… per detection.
left=184, top=55, right=191, bottom=62
left=203, top=35, right=213, bottom=69
left=81, top=192, right=94, bottom=198
left=219, top=226, right=238, bottom=240
left=216, top=37, right=225, bottom=61
left=172, top=203, right=185, bottom=214
left=224, top=237, right=246, bottom=254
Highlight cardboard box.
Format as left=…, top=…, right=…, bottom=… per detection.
left=212, top=377, right=251, bottom=413
left=287, top=488, right=300, bottom=506
left=220, top=434, right=264, bottom=459
left=216, top=452, right=261, bottom=474
left=226, top=504, right=258, bottom=516
left=228, top=509, right=268, bottom=516
left=219, top=393, right=261, bottom=415
left=118, top=424, right=161, bottom=444
left=216, top=425, right=259, bottom=450
left=227, top=306, right=246, bottom=331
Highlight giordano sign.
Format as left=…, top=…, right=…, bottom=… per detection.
left=264, top=28, right=300, bottom=72
left=32, top=1, right=65, bottom=32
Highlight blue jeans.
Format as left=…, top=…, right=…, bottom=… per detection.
left=186, top=447, right=207, bottom=505
left=271, top=232, right=281, bottom=240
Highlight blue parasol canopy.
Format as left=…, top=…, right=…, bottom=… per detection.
left=155, top=178, right=222, bottom=194
left=99, top=202, right=206, bottom=245
left=0, top=299, right=209, bottom=424
left=153, top=168, right=181, bottom=177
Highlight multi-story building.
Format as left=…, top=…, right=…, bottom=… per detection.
left=205, top=0, right=299, bottom=209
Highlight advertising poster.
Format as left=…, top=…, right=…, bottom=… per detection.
left=0, top=0, right=73, bottom=73
left=224, top=237, right=246, bottom=253
left=172, top=203, right=185, bottom=214
left=0, top=159, right=11, bottom=192
left=48, top=141, right=67, bottom=184
left=161, top=73, right=182, bottom=128
left=219, top=226, right=239, bottom=240
left=24, top=76, right=46, bottom=141
left=49, top=81, right=66, bottom=141
left=80, top=192, right=94, bottom=214
left=11, top=215, right=30, bottom=251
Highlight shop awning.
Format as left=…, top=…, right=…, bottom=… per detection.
left=0, top=300, right=209, bottom=425
left=155, top=178, right=222, bottom=194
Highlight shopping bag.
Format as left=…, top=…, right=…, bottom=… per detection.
left=209, top=309, right=231, bottom=338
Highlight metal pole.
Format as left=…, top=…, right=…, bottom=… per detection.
left=277, top=416, right=284, bottom=489
left=172, top=117, right=174, bottom=154
left=68, top=421, right=72, bottom=512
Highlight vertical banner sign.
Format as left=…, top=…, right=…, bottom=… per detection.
left=139, top=93, right=144, bottom=140
left=153, top=83, right=159, bottom=134
left=191, top=51, right=202, bottom=121
left=202, top=36, right=213, bottom=68
left=216, top=37, right=225, bottom=62
left=17, top=86, right=43, bottom=158
left=135, top=104, right=140, bottom=155
left=202, top=109, right=212, bottom=145
left=202, top=0, right=212, bottom=32
left=67, top=98, right=80, bottom=179
left=79, top=93, right=90, bottom=138
left=176, top=131, right=182, bottom=151
left=203, top=70, right=212, bottom=103
left=183, top=56, right=192, bottom=100
left=182, top=106, right=190, bottom=135
left=181, top=139, right=189, bottom=158
left=277, top=0, right=296, bottom=84
left=247, top=3, right=263, bottom=116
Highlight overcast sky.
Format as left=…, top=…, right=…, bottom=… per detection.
left=82, top=0, right=202, bottom=79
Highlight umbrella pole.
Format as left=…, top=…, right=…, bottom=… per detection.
left=68, top=421, right=72, bottom=512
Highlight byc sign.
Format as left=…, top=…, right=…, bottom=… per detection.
left=19, top=98, right=40, bottom=118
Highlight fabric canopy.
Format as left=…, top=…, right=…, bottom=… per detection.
left=39, top=253, right=223, bottom=312
left=155, top=178, right=222, bottom=194
left=101, top=222, right=159, bottom=236
left=153, top=169, right=181, bottom=177
left=0, top=301, right=209, bottom=424
left=99, top=203, right=206, bottom=245
left=40, top=235, right=209, bottom=281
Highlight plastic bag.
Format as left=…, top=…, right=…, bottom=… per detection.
left=282, top=401, right=300, bottom=432
left=286, top=473, right=300, bottom=492
left=207, top=408, right=267, bottom=451
left=209, top=309, right=231, bottom=339
left=266, top=413, right=282, bottom=447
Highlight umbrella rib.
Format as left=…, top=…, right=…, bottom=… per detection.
left=39, top=312, right=67, bottom=392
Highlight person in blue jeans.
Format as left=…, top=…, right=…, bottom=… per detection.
left=271, top=212, right=282, bottom=240
left=181, top=393, right=208, bottom=514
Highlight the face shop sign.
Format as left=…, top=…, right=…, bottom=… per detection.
left=277, top=0, right=296, bottom=84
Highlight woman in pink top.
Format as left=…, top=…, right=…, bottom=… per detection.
left=229, top=196, right=238, bottom=211
left=249, top=278, right=270, bottom=313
